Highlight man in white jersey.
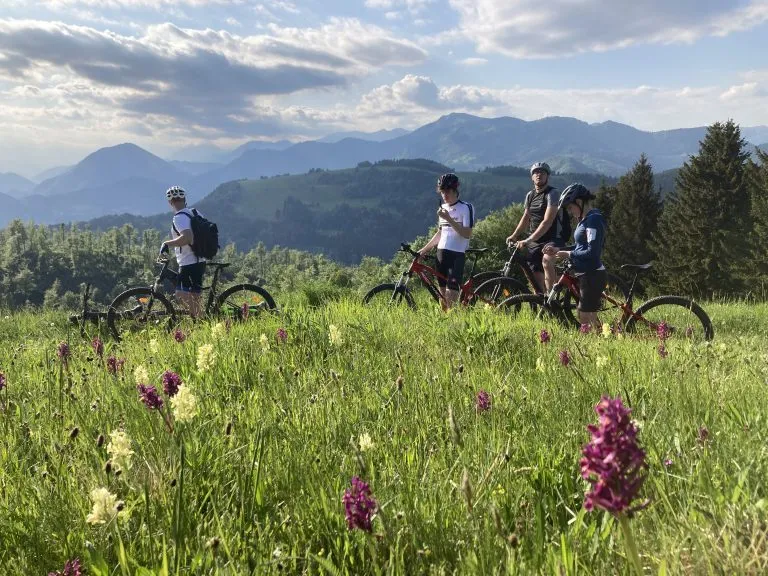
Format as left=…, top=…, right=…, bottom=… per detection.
left=418, top=173, right=474, bottom=311
left=160, top=186, right=206, bottom=318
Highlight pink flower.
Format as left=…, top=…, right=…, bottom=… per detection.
left=559, top=350, right=571, bottom=366
left=343, top=477, right=377, bottom=532
left=539, top=329, right=551, bottom=344
left=476, top=390, right=491, bottom=413
left=580, top=396, right=647, bottom=515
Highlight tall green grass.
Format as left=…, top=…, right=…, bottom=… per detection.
left=1, top=300, right=767, bottom=574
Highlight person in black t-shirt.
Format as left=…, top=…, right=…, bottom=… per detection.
left=506, top=162, right=571, bottom=292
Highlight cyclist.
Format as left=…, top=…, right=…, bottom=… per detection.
left=506, top=162, right=570, bottom=293
left=418, top=173, right=474, bottom=311
left=543, top=183, right=606, bottom=331
left=160, top=186, right=206, bottom=318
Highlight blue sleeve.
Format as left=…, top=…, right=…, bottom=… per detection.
left=570, top=213, right=605, bottom=272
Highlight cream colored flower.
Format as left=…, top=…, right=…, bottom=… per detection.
left=149, top=339, right=159, bottom=354
left=596, top=355, right=610, bottom=369
left=358, top=432, right=375, bottom=452
left=196, top=344, right=216, bottom=373
left=535, top=356, right=547, bottom=373
left=86, top=487, right=121, bottom=525
left=106, top=429, right=134, bottom=472
left=328, top=324, right=343, bottom=347
left=601, top=323, right=612, bottom=338
left=211, top=322, right=227, bottom=341
left=259, top=333, right=270, bottom=352
left=134, top=365, right=149, bottom=385
left=171, top=385, right=199, bottom=423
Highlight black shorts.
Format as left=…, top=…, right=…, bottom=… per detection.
left=177, top=262, right=206, bottom=294
left=525, top=240, right=565, bottom=273
left=577, top=269, right=607, bottom=312
left=436, top=249, right=465, bottom=290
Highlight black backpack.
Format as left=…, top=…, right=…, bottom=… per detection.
left=174, top=208, right=219, bottom=259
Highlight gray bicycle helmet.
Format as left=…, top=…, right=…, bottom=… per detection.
left=558, top=183, right=595, bottom=210
left=530, top=162, right=551, bottom=176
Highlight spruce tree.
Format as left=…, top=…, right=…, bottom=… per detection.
left=601, top=154, right=662, bottom=271
left=652, top=121, right=751, bottom=296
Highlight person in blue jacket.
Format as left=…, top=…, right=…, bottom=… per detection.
left=543, top=183, right=606, bottom=330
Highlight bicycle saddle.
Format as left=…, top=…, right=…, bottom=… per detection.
left=207, top=262, right=231, bottom=268
left=466, top=248, right=489, bottom=254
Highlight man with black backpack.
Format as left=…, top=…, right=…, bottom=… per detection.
left=161, top=186, right=219, bottom=318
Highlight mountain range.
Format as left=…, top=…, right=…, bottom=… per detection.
left=1, top=113, right=766, bottom=228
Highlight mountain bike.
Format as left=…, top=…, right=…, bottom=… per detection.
left=497, top=261, right=714, bottom=340
left=472, top=244, right=631, bottom=309
left=362, top=243, right=524, bottom=309
left=107, top=255, right=277, bottom=340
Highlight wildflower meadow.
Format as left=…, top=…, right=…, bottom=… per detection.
left=1, top=299, right=767, bottom=574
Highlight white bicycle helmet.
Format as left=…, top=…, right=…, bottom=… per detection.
left=166, top=186, right=186, bottom=200
left=530, top=162, right=551, bottom=176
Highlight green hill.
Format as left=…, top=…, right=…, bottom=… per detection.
left=85, top=160, right=614, bottom=264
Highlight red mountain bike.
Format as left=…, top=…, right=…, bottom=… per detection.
left=362, top=243, right=525, bottom=309
left=497, top=261, right=714, bottom=340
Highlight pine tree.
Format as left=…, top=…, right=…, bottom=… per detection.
left=602, top=155, right=662, bottom=270
left=652, top=121, right=751, bottom=296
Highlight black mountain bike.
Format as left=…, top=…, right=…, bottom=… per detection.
left=107, top=255, right=276, bottom=340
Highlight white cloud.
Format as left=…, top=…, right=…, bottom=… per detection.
left=365, top=0, right=436, bottom=15
left=354, top=74, right=768, bottom=132
left=448, top=0, right=768, bottom=58
left=0, top=18, right=426, bottom=135
left=459, top=57, right=488, bottom=66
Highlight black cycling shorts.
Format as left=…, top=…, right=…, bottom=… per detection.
left=525, top=240, right=565, bottom=273
left=177, top=262, right=206, bottom=294
left=436, top=249, right=465, bottom=290
left=577, top=269, right=607, bottom=313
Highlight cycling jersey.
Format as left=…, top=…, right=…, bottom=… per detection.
left=437, top=200, right=474, bottom=253
left=570, top=209, right=606, bottom=273
left=524, top=186, right=571, bottom=243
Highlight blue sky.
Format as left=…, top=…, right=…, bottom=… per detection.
left=0, top=0, right=767, bottom=175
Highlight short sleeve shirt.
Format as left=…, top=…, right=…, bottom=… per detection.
left=172, top=209, right=206, bottom=267
left=437, top=200, right=474, bottom=253
left=524, top=186, right=559, bottom=240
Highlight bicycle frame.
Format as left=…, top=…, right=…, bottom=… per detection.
left=545, top=266, right=651, bottom=328
left=393, top=244, right=481, bottom=306
left=149, top=258, right=229, bottom=316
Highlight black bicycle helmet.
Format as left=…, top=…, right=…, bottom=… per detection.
left=530, top=162, right=551, bottom=176
left=558, top=183, right=595, bottom=210
left=437, top=173, right=459, bottom=190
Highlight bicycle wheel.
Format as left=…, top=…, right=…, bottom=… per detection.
left=362, top=283, right=416, bottom=309
left=472, top=276, right=529, bottom=307
left=495, top=293, right=549, bottom=319
left=562, top=272, right=632, bottom=329
left=625, top=295, right=714, bottom=342
left=470, top=270, right=503, bottom=287
left=108, top=287, right=176, bottom=341
left=217, top=284, right=277, bottom=321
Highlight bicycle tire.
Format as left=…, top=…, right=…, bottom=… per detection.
left=562, top=272, right=632, bottom=328
left=217, top=283, right=277, bottom=320
left=470, top=270, right=503, bottom=287
left=624, top=295, right=714, bottom=341
left=107, top=287, right=176, bottom=341
left=495, top=293, right=549, bottom=318
left=362, top=283, right=416, bottom=309
left=472, top=276, right=529, bottom=306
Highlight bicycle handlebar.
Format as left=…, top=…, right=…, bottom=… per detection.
left=399, top=243, right=421, bottom=258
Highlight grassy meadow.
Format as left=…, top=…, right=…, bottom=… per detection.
left=1, top=298, right=768, bottom=575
